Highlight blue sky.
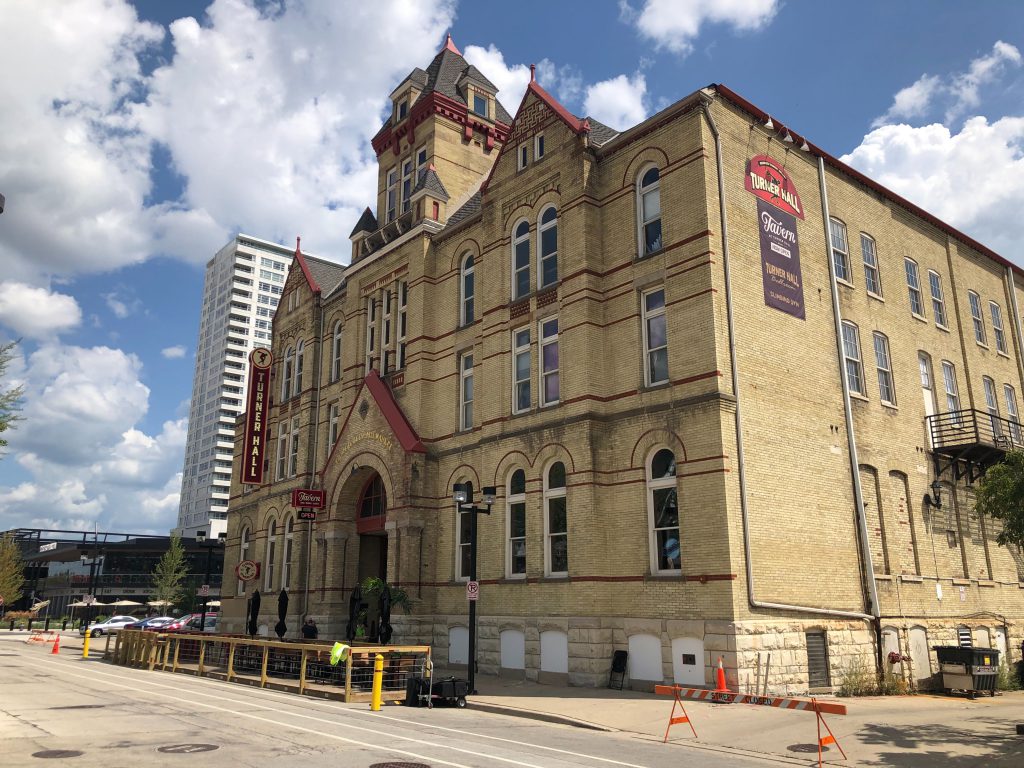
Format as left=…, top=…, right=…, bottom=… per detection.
left=1, top=0, right=1023, bottom=534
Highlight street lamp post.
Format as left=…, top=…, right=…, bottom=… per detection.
left=452, top=483, right=496, bottom=695
left=80, top=552, right=100, bottom=627
left=196, top=530, right=226, bottom=632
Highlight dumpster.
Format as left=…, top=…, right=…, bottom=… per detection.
left=933, top=646, right=1000, bottom=698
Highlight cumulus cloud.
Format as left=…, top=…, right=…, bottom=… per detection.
left=583, top=73, right=649, bottom=130
left=161, top=345, right=187, bottom=359
left=0, top=282, right=82, bottom=339
left=463, top=44, right=535, bottom=116
left=102, top=288, right=143, bottom=319
left=621, top=0, right=779, bottom=56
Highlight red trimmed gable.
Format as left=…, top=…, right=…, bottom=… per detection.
left=291, top=236, right=321, bottom=294
left=364, top=370, right=426, bottom=453
left=525, top=80, right=588, bottom=135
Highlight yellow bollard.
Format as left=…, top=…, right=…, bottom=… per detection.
left=82, top=629, right=91, bottom=659
left=370, top=653, right=384, bottom=711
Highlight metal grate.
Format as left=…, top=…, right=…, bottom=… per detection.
left=805, top=631, right=831, bottom=689
left=958, top=627, right=973, bottom=647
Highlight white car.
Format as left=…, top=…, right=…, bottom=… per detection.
left=79, top=615, right=138, bottom=636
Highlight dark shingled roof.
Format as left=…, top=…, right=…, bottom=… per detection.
left=585, top=117, right=619, bottom=147
left=349, top=207, right=377, bottom=238
left=304, top=255, right=346, bottom=296
left=412, top=167, right=449, bottom=201
left=444, top=191, right=482, bottom=230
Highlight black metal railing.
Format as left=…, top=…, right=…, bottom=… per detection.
left=927, top=409, right=1024, bottom=453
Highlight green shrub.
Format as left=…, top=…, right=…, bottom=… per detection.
left=996, top=662, right=1021, bottom=692
left=837, top=656, right=878, bottom=697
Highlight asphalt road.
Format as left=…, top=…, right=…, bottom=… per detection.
left=0, top=634, right=788, bottom=768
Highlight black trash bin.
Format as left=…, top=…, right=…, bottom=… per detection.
left=405, top=676, right=428, bottom=707
left=933, top=646, right=1000, bottom=698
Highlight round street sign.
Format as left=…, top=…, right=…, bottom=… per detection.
left=235, top=560, right=260, bottom=582
left=466, top=581, right=479, bottom=601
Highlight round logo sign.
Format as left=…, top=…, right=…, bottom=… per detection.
left=235, top=560, right=260, bottom=582
left=249, top=348, right=273, bottom=370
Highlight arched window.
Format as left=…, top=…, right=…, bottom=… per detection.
left=357, top=473, right=387, bottom=534
left=456, top=481, right=474, bottom=580
left=282, top=347, right=295, bottom=400
left=648, top=448, right=679, bottom=572
left=237, top=526, right=250, bottom=596
left=330, top=321, right=343, bottom=382
left=544, top=462, right=568, bottom=576
left=637, top=166, right=662, bottom=256
left=538, top=206, right=557, bottom=288
left=512, top=220, right=530, bottom=299
left=281, top=516, right=294, bottom=590
left=294, top=340, right=305, bottom=394
left=507, top=469, right=527, bottom=578
left=265, top=520, right=277, bottom=591
left=460, top=253, right=475, bottom=326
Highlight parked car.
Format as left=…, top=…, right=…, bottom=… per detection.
left=79, top=615, right=138, bottom=636
left=163, top=613, right=218, bottom=633
left=124, top=616, right=175, bottom=631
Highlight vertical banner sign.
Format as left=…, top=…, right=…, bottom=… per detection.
left=745, top=155, right=805, bottom=319
left=241, top=348, right=274, bottom=485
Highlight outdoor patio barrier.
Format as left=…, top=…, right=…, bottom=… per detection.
left=106, top=629, right=431, bottom=703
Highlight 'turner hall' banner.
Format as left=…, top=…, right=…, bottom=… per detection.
left=241, top=348, right=274, bottom=485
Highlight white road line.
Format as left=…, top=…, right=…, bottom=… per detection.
left=17, top=656, right=557, bottom=768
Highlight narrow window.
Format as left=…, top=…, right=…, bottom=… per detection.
left=382, top=290, right=393, bottom=373
left=928, top=271, right=947, bottom=327
left=288, top=416, right=299, bottom=477
left=538, top=207, right=558, bottom=288
left=461, top=253, right=475, bottom=326
left=873, top=332, right=896, bottom=405
left=534, top=133, right=545, bottom=160
left=276, top=424, right=288, bottom=480
left=237, top=527, right=250, bottom=596
left=983, top=376, right=1003, bottom=440
left=397, top=99, right=408, bottom=121
left=642, top=288, right=668, bottom=386
left=386, top=168, right=397, bottom=223
left=830, top=218, right=850, bottom=283
left=456, top=481, right=474, bottom=580
left=507, top=469, right=527, bottom=578
left=861, top=234, right=882, bottom=296
left=648, top=448, right=680, bottom=572
left=941, top=361, right=960, bottom=412
left=282, top=347, right=294, bottom=400
left=265, top=520, right=277, bottom=591
left=905, top=258, right=924, bottom=316
left=365, top=296, right=377, bottom=373
left=540, top=317, right=559, bottom=406
left=638, top=166, right=662, bottom=256
left=281, top=517, right=294, bottom=590
left=513, top=327, right=531, bottom=413
left=329, top=403, right=340, bottom=445
left=401, top=159, right=413, bottom=214
left=397, top=281, right=408, bottom=369
left=416, top=147, right=428, bottom=181
left=512, top=221, right=530, bottom=299
left=294, top=340, right=304, bottom=394
left=990, top=302, right=1007, bottom=353
left=544, top=462, right=568, bottom=576
left=459, top=353, right=473, bottom=431
left=518, top=144, right=529, bottom=171
left=331, top=321, right=343, bottom=382
left=969, top=291, right=986, bottom=345
left=473, top=92, right=487, bottom=116
left=841, top=321, right=865, bottom=396
left=1004, top=384, right=1022, bottom=444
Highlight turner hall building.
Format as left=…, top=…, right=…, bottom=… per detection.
left=223, top=37, right=1024, bottom=693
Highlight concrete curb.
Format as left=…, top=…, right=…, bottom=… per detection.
left=468, top=700, right=616, bottom=731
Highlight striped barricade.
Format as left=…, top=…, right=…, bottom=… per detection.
left=655, top=684, right=847, bottom=767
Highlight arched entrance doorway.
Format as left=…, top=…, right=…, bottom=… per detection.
left=357, top=472, right=388, bottom=584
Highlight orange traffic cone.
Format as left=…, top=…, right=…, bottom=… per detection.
left=51, top=634, right=60, bottom=655
left=715, top=656, right=728, bottom=692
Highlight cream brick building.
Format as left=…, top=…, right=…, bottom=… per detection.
left=223, top=38, right=1024, bottom=694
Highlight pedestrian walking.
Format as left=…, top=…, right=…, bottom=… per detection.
left=301, top=618, right=318, bottom=640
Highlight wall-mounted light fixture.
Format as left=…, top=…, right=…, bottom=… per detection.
left=764, top=116, right=775, bottom=131
left=923, top=480, right=943, bottom=509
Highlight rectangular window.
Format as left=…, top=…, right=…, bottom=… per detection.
left=416, top=146, right=427, bottom=180
left=397, top=99, right=408, bottom=121
left=929, top=271, right=947, bottom=327
left=540, top=317, right=559, bottom=406
left=991, top=302, right=1007, bottom=353
left=382, top=290, right=393, bottom=373
left=941, top=361, right=960, bottom=412
left=473, top=92, right=487, bottom=116
left=398, top=281, right=408, bottom=369
left=329, top=404, right=340, bottom=446
left=830, top=218, right=850, bottom=283
left=401, top=160, right=413, bottom=214
left=1005, top=384, right=1022, bottom=444
left=457, top=502, right=472, bottom=580
left=460, top=353, right=473, bottom=431
left=841, top=322, right=865, bottom=396
left=365, top=296, right=377, bottom=374
left=386, top=168, right=397, bottom=223
left=905, top=258, right=924, bottom=316
left=873, top=332, right=895, bottom=405
left=984, top=376, right=1002, bottom=439
left=508, top=478, right=526, bottom=578
left=276, top=426, right=287, bottom=481
left=518, top=143, right=529, bottom=170
left=861, top=234, right=881, bottom=296
left=535, top=133, right=545, bottom=160
left=288, top=416, right=299, bottom=477
left=642, top=288, right=669, bottom=386
left=513, top=328, right=531, bottom=414
left=969, top=291, right=987, bottom=345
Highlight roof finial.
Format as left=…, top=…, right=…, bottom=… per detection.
left=295, top=236, right=301, bottom=253
left=442, top=32, right=461, bottom=55
left=530, top=63, right=536, bottom=82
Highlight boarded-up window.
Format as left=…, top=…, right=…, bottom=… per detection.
left=958, top=627, right=972, bottom=647
left=806, top=631, right=831, bottom=688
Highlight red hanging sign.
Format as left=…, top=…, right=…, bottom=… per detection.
left=240, top=348, right=274, bottom=485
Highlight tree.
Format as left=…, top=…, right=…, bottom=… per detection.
left=973, top=451, right=1024, bottom=550
left=150, top=536, right=188, bottom=609
left=0, top=340, right=24, bottom=453
left=0, top=533, right=26, bottom=613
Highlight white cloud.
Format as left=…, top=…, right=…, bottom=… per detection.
left=583, top=74, right=649, bottom=130
left=872, top=75, right=941, bottom=128
left=621, top=0, right=779, bottom=56
left=949, top=40, right=1021, bottom=119
left=161, top=345, right=187, bottom=359
left=102, top=288, right=142, bottom=319
left=841, top=116, right=1024, bottom=259
left=463, top=44, right=534, bottom=116
left=0, top=282, right=82, bottom=339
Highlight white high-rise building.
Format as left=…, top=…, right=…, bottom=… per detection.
left=175, top=235, right=295, bottom=539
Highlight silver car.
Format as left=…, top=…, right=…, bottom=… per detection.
left=79, top=615, right=138, bottom=636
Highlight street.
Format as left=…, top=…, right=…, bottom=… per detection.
left=0, top=634, right=780, bottom=768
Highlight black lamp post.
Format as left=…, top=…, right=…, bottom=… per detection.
left=452, top=482, right=496, bottom=695
left=196, top=530, right=226, bottom=632
left=80, top=552, right=101, bottom=627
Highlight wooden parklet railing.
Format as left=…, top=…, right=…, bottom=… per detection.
left=107, top=629, right=431, bottom=703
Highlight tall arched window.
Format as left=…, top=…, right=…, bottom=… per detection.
left=281, top=516, right=294, bottom=590
left=237, top=526, right=250, bottom=596
left=456, top=481, right=474, bottom=580
left=544, top=462, right=568, bottom=576
left=294, top=340, right=305, bottom=394
left=331, top=321, right=343, bottom=382
left=637, top=166, right=662, bottom=256
left=512, top=220, right=530, bottom=299
left=282, top=347, right=295, bottom=400
left=357, top=473, right=387, bottom=534
left=648, top=448, right=679, bottom=572
left=461, top=253, right=475, bottom=325
left=507, top=469, right=527, bottom=578
left=538, top=206, right=557, bottom=288
left=265, top=520, right=278, bottom=591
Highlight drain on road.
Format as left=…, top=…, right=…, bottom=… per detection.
left=787, top=743, right=829, bottom=753
left=368, top=763, right=432, bottom=768
left=32, top=750, right=83, bottom=759
left=157, top=744, right=219, bottom=754
left=49, top=705, right=105, bottom=710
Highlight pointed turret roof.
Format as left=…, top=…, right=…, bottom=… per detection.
left=348, top=207, right=377, bottom=238
left=412, top=164, right=449, bottom=201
